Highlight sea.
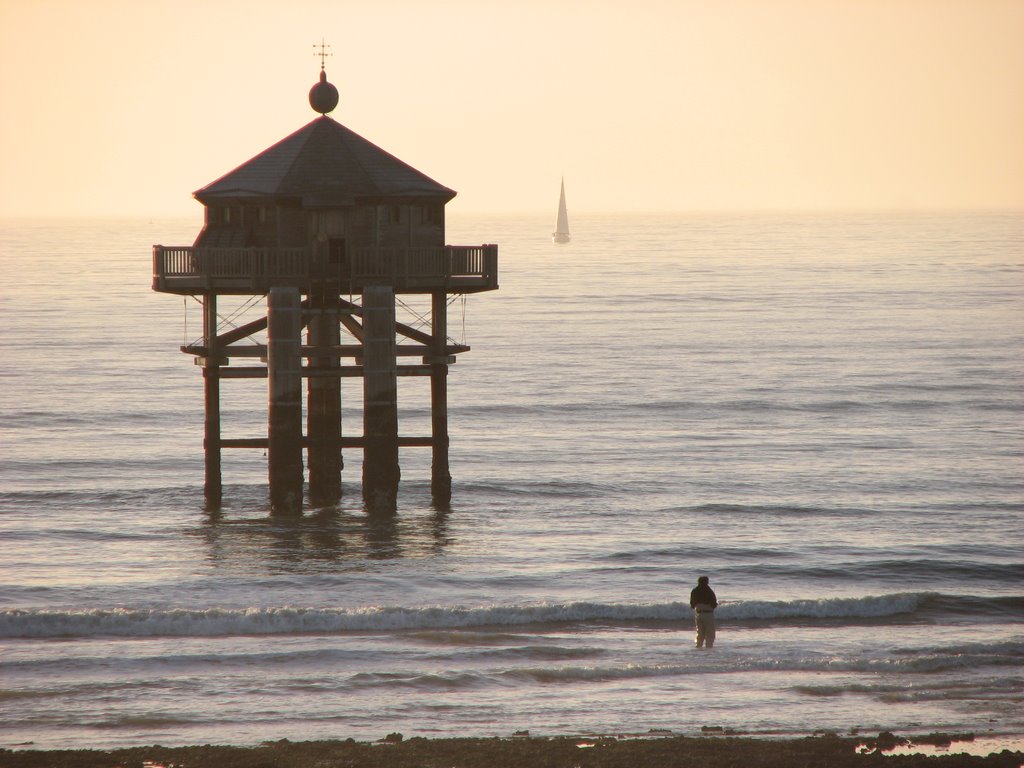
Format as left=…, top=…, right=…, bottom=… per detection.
left=1, top=211, right=1022, bottom=753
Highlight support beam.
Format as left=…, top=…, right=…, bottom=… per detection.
left=215, top=313, right=269, bottom=347
left=267, top=287, right=304, bottom=515
left=220, top=436, right=434, bottom=449
left=336, top=296, right=434, bottom=345
left=216, top=365, right=433, bottom=379
left=206, top=296, right=316, bottom=348
left=339, top=311, right=364, bottom=342
left=361, top=285, right=400, bottom=511
left=181, top=344, right=469, bottom=358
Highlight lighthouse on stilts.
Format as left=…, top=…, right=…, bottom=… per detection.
left=151, top=47, right=499, bottom=514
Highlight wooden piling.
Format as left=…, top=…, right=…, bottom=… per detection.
left=361, top=285, right=400, bottom=511
left=430, top=290, right=452, bottom=504
left=202, top=293, right=222, bottom=507
left=307, top=291, right=342, bottom=505
left=267, top=286, right=304, bottom=514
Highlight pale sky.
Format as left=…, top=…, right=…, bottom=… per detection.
left=2, top=0, right=1023, bottom=217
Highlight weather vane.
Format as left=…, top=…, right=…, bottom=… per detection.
left=313, top=39, right=332, bottom=70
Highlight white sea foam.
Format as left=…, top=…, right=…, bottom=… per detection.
left=0, top=592, right=948, bottom=639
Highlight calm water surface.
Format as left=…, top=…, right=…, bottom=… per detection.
left=0, top=212, right=1022, bottom=750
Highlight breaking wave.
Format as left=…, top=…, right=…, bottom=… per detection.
left=3, top=592, right=1018, bottom=639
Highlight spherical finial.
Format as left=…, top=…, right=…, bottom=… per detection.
left=310, top=40, right=339, bottom=114
left=309, top=69, right=339, bottom=114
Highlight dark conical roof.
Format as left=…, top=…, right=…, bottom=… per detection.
left=194, top=116, right=456, bottom=207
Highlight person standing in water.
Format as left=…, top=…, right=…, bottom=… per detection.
left=689, top=576, right=718, bottom=649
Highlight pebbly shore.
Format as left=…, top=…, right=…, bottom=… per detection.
left=2, top=732, right=1023, bottom=768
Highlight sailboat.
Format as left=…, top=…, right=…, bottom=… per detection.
left=552, top=178, right=571, bottom=244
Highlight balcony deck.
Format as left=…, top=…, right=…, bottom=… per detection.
left=152, top=244, right=498, bottom=295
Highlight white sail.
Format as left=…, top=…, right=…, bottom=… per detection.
left=552, top=178, right=571, bottom=243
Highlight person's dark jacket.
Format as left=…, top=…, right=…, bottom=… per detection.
left=690, top=583, right=718, bottom=612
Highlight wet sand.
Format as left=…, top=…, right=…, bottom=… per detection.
left=2, top=733, right=1023, bottom=768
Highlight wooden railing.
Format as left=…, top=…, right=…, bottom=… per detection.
left=152, top=245, right=498, bottom=293
left=348, top=245, right=495, bottom=280
left=155, top=247, right=310, bottom=278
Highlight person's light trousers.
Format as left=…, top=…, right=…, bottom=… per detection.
left=695, top=611, right=716, bottom=648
